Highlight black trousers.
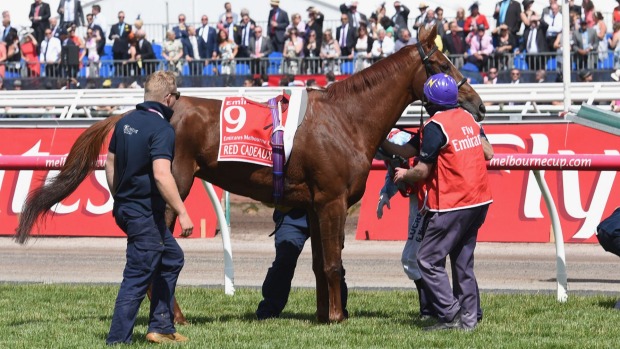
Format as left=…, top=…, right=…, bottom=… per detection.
left=63, top=64, right=79, bottom=78
left=45, top=63, right=61, bottom=78
left=236, top=46, right=250, bottom=59
left=250, top=59, right=267, bottom=75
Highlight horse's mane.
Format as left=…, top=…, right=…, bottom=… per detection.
left=326, top=46, right=416, bottom=99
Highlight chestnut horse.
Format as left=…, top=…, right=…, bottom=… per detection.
left=15, top=26, right=484, bottom=323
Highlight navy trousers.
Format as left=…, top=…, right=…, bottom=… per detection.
left=598, top=230, right=620, bottom=257
left=597, top=208, right=620, bottom=309
left=417, top=204, right=489, bottom=329
left=106, top=206, right=184, bottom=345
left=256, top=208, right=348, bottom=319
left=597, top=208, right=620, bottom=257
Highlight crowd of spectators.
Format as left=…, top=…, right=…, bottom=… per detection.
left=1, top=0, right=620, bottom=87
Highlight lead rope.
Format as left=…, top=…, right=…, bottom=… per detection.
left=419, top=94, right=425, bottom=139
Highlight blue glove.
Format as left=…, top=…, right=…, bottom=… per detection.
left=377, top=194, right=391, bottom=219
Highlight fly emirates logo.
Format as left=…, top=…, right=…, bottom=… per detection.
left=487, top=133, right=619, bottom=240
left=452, top=126, right=482, bottom=152
left=0, top=141, right=113, bottom=215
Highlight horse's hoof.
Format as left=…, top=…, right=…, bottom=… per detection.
left=317, top=313, right=346, bottom=324
left=174, top=317, right=189, bottom=326
left=329, top=316, right=346, bottom=324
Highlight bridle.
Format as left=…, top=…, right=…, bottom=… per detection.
left=415, top=30, right=467, bottom=87
left=414, top=29, right=468, bottom=129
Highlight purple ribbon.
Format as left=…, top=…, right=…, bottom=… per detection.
left=269, top=97, right=285, bottom=203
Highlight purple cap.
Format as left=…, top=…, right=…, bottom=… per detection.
left=423, top=73, right=458, bottom=106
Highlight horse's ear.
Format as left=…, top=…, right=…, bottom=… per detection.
left=419, top=24, right=438, bottom=47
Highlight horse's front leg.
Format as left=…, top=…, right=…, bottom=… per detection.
left=316, top=198, right=347, bottom=323
left=308, top=209, right=329, bottom=323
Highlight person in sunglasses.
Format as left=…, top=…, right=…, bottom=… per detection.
left=105, top=71, right=193, bottom=345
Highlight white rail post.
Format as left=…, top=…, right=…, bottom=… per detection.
left=533, top=170, right=568, bottom=302
left=562, top=0, right=571, bottom=111
left=65, top=90, right=84, bottom=119
left=201, top=180, right=235, bottom=296
left=586, top=84, right=602, bottom=105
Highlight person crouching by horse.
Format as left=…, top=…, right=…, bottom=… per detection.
left=382, top=73, right=493, bottom=331
left=376, top=129, right=436, bottom=319
left=596, top=207, right=620, bottom=309
left=380, top=127, right=489, bottom=324
left=256, top=207, right=349, bottom=320
left=104, top=71, right=194, bottom=345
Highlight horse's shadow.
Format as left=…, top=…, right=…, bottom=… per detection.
left=186, top=312, right=317, bottom=324
left=166, top=310, right=399, bottom=325
left=353, top=309, right=403, bottom=321
left=267, top=310, right=403, bottom=323
left=361, top=310, right=434, bottom=328
left=596, top=299, right=619, bottom=310
left=95, top=309, right=422, bottom=333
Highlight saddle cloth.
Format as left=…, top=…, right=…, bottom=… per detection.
left=217, top=88, right=308, bottom=166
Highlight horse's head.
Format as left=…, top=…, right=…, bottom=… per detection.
left=415, top=25, right=486, bottom=121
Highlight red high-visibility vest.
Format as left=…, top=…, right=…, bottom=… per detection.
left=420, top=108, right=493, bottom=212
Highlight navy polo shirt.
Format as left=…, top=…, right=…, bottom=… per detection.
left=108, top=101, right=175, bottom=216
left=407, top=122, right=445, bottom=164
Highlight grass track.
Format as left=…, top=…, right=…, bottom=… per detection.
left=1, top=284, right=619, bottom=348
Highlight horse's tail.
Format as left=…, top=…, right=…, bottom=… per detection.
left=15, top=114, right=123, bottom=244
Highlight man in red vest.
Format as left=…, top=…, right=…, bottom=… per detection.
left=384, top=73, right=493, bottom=331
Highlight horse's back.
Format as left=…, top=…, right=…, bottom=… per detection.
left=171, top=96, right=222, bottom=149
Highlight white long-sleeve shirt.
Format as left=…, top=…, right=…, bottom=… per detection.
left=39, top=37, right=62, bottom=63
left=371, top=36, right=395, bottom=57
left=543, top=12, right=563, bottom=37
left=64, top=0, right=75, bottom=22
left=93, top=13, right=108, bottom=35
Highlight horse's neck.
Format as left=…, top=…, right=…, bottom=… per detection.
left=354, top=51, right=419, bottom=152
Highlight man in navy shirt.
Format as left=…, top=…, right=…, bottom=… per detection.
left=105, top=70, right=193, bottom=345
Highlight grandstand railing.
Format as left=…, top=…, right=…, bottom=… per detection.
left=475, top=50, right=618, bottom=72
left=0, top=83, right=617, bottom=122
left=133, top=20, right=345, bottom=44
left=2, top=50, right=617, bottom=82
left=74, top=15, right=616, bottom=48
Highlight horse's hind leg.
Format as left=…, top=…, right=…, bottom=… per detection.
left=316, top=198, right=347, bottom=323
left=308, top=209, right=329, bottom=323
